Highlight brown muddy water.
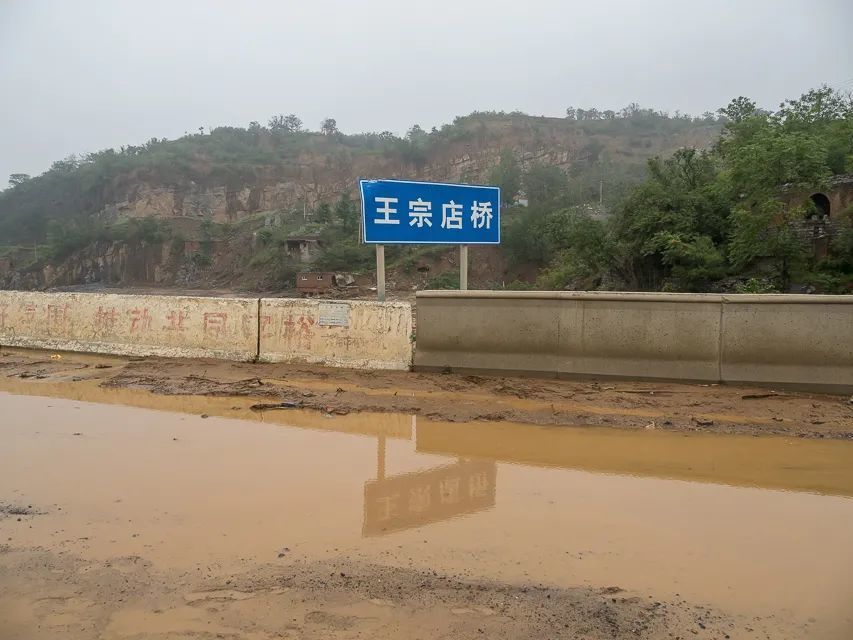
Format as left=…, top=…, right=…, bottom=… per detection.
left=1, top=388, right=853, bottom=638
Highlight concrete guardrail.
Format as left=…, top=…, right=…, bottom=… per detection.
left=0, top=291, right=413, bottom=369
left=3, top=289, right=849, bottom=388
left=258, top=298, right=413, bottom=370
left=0, top=291, right=259, bottom=361
left=415, top=291, right=853, bottom=393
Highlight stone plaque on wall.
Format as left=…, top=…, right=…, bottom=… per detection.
left=318, top=302, right=350, bottom=327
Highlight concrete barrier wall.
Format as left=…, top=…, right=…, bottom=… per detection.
left=258, top=298, right=413, bottom=370
left=0, top=292, right=413, bottom=369
left=4, top=289, right=849, bottom=386
left=415, top=291, right=853, bottom=392
left=559, top=296, right=722, bottom=381
left=415, top=296, right=563, bottom=373
left=720, top=295, right=853, bottom=390
left=0, top=291, right=259, bottom=361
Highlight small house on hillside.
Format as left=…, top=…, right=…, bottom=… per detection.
left=296, top=272, right=335, bottom=296
left=285, top=236, right=323, bottom=263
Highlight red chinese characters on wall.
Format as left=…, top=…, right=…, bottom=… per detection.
left=127, top=307, right=152, bottom=333
left=93, top=306, right=118, bottom=333
left=46, top=304, right=70, bottom=332
left=280, top=313, right=315, bottom=350
left=203, top=312, right=228, bottom=338
left=240, top=313, right=254, bottom=338
left=164, top=309, right=188, bottom=332
left=297, top=315, right=316, bottom=350
left=260, top=314, right=274, bottom=339
left=23, top=304, right=37, bottom=325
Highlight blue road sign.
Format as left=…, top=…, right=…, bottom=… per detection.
left=360, top=179, right=500, bottom=245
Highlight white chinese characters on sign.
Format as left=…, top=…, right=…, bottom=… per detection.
left=375, top=196, right=494, bottom=232
left=408, top=198, right=432, bottom=228
left=470, top=201, right=493, bottom=229
left=374, top=196, right=400, bottom=225
left=441, top=200, right=463, bottom=230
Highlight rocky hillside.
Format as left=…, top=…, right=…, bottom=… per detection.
left=0, top=109, right=721, bottom=291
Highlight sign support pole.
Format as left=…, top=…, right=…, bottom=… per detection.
left=459, top=245, right=468, bottom=290
left=376, top=244, right=386, bottom=302
left=377, top=435, right=386, bottom=481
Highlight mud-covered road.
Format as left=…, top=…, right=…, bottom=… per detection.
left=1, top=347, right=851, bottom=439
left=1, top=348, right=853, bottom=639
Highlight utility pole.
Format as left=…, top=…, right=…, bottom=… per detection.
left=599, top=179, right=603, bottom=208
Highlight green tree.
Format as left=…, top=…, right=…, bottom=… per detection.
left=776, top=85, right=851, bottom=125
left=724, top=126, right=830, bottom=198
left=523, top=164, right=567, bottom=206
left=654, top=233, right=726, bottom=290
left=717, top=96, right=759, bottom=123
left=406, top=124, right=427, bottom=143
left=775, top=86, right=853, bottom=174
left=8, top=173, right=31, bottom=188
left=316, top=192, right=372, bottom=271
left=320, top=118, right=339, bottom=136
left=316, top=202, right=332, bottom=224
left=728, top=200, right=809, bottom=290
left=284, top=114, right=304, bottom=132
left=268, top=114, right=303, bottom=133
left=334, top=192, right=358, bottom=235
left=609, top=148, right=730, bottom=289
left=502, top=208, right=552, bottom=267
left=538, top=209, right=616, bottom=290
left=489, top=149, right=521, bottom=205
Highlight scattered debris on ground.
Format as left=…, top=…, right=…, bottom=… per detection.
left=0, top=503, right=40, bottom=518
left=1, top=348, right=851, bottom=439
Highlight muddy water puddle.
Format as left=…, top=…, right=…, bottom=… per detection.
left=2, top=389, right=853, bottom=638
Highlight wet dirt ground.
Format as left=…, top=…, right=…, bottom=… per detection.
left=1, top=348, right=853, bottom=639
left=1, top=347, right=852, bottom=440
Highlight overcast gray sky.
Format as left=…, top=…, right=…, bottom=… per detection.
left=1, top=0, right=851, bottom=183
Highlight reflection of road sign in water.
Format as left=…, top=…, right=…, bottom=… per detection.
left=362, top=459, right=497, bottom=536
left=360, top=179, right=501, bottom=245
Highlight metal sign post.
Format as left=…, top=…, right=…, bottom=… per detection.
left=359, top=179, right=500, bottom=299
left=376, top=244, right=386, bottom=302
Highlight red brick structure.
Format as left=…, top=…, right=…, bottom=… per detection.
left=296, top=272, right=335, bottom=296
left=786, top=174, right=853, bottom=260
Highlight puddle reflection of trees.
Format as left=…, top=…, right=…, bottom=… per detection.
left=350, top=414, right=853, bottom=536
left=416, top=418, right=853, bottom=497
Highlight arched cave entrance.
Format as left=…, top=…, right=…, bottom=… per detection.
left=809, top=193, right=830, bottom=219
